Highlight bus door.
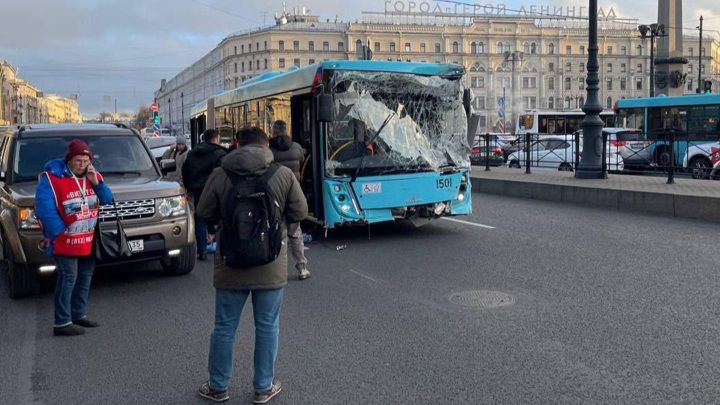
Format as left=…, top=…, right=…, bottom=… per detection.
left=291, top=93, right=323, bottom=223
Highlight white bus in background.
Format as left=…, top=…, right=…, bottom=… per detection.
left=516, top=110, right=615, bottom=135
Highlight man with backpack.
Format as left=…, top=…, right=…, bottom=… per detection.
left=268, top=120, right=310, bottom=280
left=195, top=127, right=307, bottom=404
left=182, top=129, right=227, bottom=261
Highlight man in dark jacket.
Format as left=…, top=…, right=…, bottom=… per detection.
left=195, top=127, right=307, bottom=404
left=269, top=120, right=310, bottom=280
left=182, top=129, right=227, bottom=260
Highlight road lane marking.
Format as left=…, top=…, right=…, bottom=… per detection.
left=441, top=217, right=496, bottom=229
left=350, top=269, right=376, bottom=282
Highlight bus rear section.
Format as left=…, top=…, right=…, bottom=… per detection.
left=318, top=62, right=472, bottom=228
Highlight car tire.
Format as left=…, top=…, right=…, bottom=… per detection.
left=509, top=160, right=521, bottom=169
left=161, top=243, right=197, bottom=276
left=689, top=157, right=712, bottom=180
left=4, top=238, right=40, bottom=299
left=558, top=163, right=573, bottom=172
left=654, top=147, right=674, bottom=168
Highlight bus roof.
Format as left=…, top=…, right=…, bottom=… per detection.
left=194, top=60, right=466, bottom=113
left=616, top=93, right=720, bottom=109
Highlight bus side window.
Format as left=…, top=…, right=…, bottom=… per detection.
left=556, top=118, right=565, bottom=135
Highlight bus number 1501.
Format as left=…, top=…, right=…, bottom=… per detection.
left=436, top=178, right=452, bottom=189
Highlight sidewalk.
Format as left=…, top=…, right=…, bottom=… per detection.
left=470, top=166, right=720, bottom=222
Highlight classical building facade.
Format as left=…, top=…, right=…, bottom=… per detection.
left=42, top=95, right=83, bottom=124
left=155, top=9, right=720, bottom=133
left=0, top=62, right=17, bottom=126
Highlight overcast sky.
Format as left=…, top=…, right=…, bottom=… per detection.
left=1, top=0, right=717, bottom=118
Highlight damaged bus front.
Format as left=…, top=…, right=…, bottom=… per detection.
left=316, top=62, right=473, bottom=228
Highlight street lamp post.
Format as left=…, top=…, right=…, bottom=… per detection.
left=575, top=0, right=604, bottom=179
left=181, top=92, right=185, bottom=136
left=168, top=97, right=172, bottom=135
left=697, top=16, right=703, bottom=93
left=638, top=23, right=666, bottom=98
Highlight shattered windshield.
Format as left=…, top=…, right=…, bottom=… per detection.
left=325, top=70, right=469, bottom=177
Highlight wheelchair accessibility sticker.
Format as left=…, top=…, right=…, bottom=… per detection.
left=362, top=183, right=382, bottom=194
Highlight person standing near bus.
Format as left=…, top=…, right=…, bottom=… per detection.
left=35, top=140, right=114, bottom=336
left=269, top=120, right=310, bottom=280
left=182, top=129, right=227, bottom=261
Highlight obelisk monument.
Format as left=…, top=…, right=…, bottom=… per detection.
left=655, top=0, right=687, bottom=96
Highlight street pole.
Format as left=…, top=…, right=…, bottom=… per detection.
left=575, top=0, right=604, bottom=179
left=697, top=15, right=703, bottom=93
left=114, top=98, right=117, bottom=122
left=181, top=92, right=185, bottom=136
left=168, top=97, right=172, bottom=135
left=650, top=35, right=655, bottom=97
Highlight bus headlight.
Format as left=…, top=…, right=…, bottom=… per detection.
left=19, top=208, right=40, bottom=229
left=457, top=193, right=465, bottom=202
left=341, top=204, right=351, bottom=213
left=158, top=196, right=187, bottom=218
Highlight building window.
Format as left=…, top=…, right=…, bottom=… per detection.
left=294, top=58, right=300, bottom=67
left=580, top=46, right=585, bottom=55
left=471, top=42, right=477, bottom=54
left=621, top=46, right=627, bottom=55
left=249, top=43, right=252, bottom=52
left=497, top=41, right=504, bottom=54
left=473, top=96, right=486, bottom=109
left=548, top=77, right=555, bottom=90
left=702, top=48, right=706, bottom=56
left=531, top=42, right=537, bottom=54
left=688, top=79, right=693, bottom=91
left=621, top=63, right=626, bottom=73
left=235, top=77, right=238, bottom=87
left=405, top=43, right=411, bottom=52
left=355, top=39, right=362, bottom=52
left=689, top=47, right=694, bottom=56
left=607, top=46, right=612, bottom=55
left=548, top=97, right=555, bottom=109
left=606, top=97, right=613, bottom=109
left=688, top=64, right=693, bottom=73
left=279, top=58, right=285, bottom=68
left=607, top=63, right=613, bottom=73
left=524, top=42, right=530, bottom=54
left=548, top=62, right=555, bottom=72
left=279, top=41, right=284, bottom=51
left=264, top=59, right=268, bottom=69
left=323, top=41, right=329, bottom=51
left=565, top=77, right=572, bottom=90
left=504, top=42, right=511, bottom=53
left=549, top=43, right=555, bottom=54
left=375, top=42, right=380, bottom=52
left=566, top=62, right=572, bottom=72
left=293, top=41, right=299, bottom=51
left=637, top=63, right=643, bottom=73
left=479, top=42, right=485, bottom=53
left=390, top=42, right=396, bottom=52
left=309, top=41, right=314, bottom=51
left=264, top=41, right=267, bottom=51
left=241, top=62, right=245, bottom=72
left=256, top=42, right=259, bottom=51
left=579, top=77, right=585, bottom=90
left=621, top=78, right=627, bottom=90
left=309, top=59, right=315, bottom=65
left=606, top=78, right=613, bottom=90
left=566, top=45, right=572, bottom=55
left=522, top=77, right=537, bottom=88
left=453, top=41, right=459, bottom=53
left=234, top=46, right=237, bottom=55
left=523, top=96, right=537, bottom=109
left=435, top=43, right=441, bottom=53
left=636, top=78, right=643, bottom=90
left=564, top=96, right=571, bottom=109
left=338, top=42, right=344, bottom=52
left=636, top=45, right=642, bottom=56
left=256, top=60, right=260, bottom=70
left=478, top=116, right=487, bottom=128
left=234, top=62, right=237, bottom=73
left=702, top=64, right=705, bottom=73
left=420, top=43, right=426, bottom=52
left=580, top=63, right=585, bottom=72
left=248, top=61, right=252, bottom=71
left=241, top=45, right=244, bottom=53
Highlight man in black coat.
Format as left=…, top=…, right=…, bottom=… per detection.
left=182, top=129, right=227, bottom=260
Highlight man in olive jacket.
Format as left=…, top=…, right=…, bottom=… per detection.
left=195, top=127, right=307, bottom=404
left=269, top=120, right=310, bottom=280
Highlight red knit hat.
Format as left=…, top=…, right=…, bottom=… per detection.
left=65, top=139, right=93, bottom=162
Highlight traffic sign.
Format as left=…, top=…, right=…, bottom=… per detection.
left=153, top=131, right=160, bottom=137
left=150, top=103, right=159, bottom=112
left=153, top=124, right=161, bottom=131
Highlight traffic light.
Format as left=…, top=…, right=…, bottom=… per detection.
left=704, top=80, right=713, bottom=94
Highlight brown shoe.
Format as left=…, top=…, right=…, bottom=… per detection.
left=53, top=324, right=86, bottom=336
left=253, top=380, right=282, bottom=404
left=198, top=382, right=229, bottom=402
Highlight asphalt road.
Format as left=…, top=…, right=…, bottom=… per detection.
left=2, top=194, right=720, bottom=405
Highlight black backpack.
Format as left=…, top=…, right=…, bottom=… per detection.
left=220, top=163, right=283, bottom=269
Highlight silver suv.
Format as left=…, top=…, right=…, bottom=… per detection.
left=1, top=124, right=196, bottom=298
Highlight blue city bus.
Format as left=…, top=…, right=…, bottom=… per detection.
left=190, top=61, right=474, bottom=228
left=615, top=94, right=720, bottom=171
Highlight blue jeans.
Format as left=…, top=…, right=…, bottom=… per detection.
left=195, top=215, right=207, bottom=255
left=54, top=255, right=95, bottom=327
left=208, top=288, right=284, bottom=392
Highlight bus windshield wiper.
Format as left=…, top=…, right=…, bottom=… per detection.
left=351, top=112, right=396, bottom=182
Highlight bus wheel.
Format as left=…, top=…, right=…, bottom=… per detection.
left=689, top=157, right=712, bottom=180
left=655, top=147, right=673, bottom=168
left=558, top=163, right=573, bottom=172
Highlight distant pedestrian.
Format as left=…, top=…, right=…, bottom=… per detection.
left=196, top=126, right=307, bottom=403
left=182, top=129, right=227, bottom=261
left=164, top=135, right=189, bottom=184
left=35, top=140, right=114, bottom=336
left=269, top=120, right=310, bottom=280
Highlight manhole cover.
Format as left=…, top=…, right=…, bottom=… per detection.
left=448, top=290, right=515, bottom=309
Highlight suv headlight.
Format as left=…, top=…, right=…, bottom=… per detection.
left=158, top=196, right=187, bottom=218
left=19, top=208, right=40, bottom=229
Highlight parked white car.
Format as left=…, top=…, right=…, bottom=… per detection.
left=683, top=141, right=720, bottom=179
left=507, top=135, right=624, bottom=171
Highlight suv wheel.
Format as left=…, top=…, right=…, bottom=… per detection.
left=161, top=243, right=197, bottom=276
left=4, top=238, right=40, bottom=299
left=689, top=157, right=712, bottom=180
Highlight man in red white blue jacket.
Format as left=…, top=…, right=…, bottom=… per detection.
left=35, top=139, right=113, bottom=337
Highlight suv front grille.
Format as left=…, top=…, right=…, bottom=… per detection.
left=99, top=199, right=155, bottom=221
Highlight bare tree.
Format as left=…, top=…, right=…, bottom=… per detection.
left=135, top=104, right=150, bottom=130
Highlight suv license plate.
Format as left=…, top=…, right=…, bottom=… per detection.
left=128, top=239, right=144, bottom=253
